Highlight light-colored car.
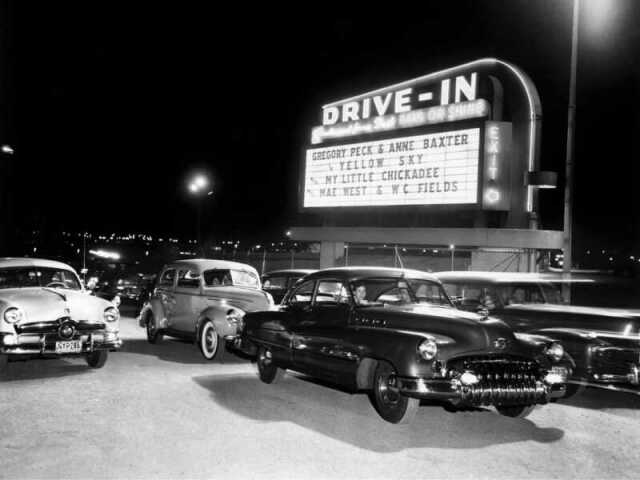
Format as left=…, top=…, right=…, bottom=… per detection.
left=0, top=258, right=122, bottom=373
left=138, top=259, right=274, bottom=360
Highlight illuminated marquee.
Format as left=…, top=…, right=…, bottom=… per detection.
left=304, top=128, right=480, bottom=208
left=312, top=72, right=491, bottom=144
left=311, top=99, right=489, bottom=145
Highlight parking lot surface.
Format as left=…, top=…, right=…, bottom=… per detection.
left=1, top=315, right=639, bottom=479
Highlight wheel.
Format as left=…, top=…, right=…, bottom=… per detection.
left=562, top=382, right=586, bottom=399
left=0, top=354, right=8, bottom=373
left=370, top=361, right=419, bottom=424
left=199, top=320, right=224, bottom=360
left=145, top=312, right=163, bottom=344
left=496, top=404, right=536, bottom=418
left=86, top=350, right=108, bottom=368
left=257, top=347, right=284, bottom=384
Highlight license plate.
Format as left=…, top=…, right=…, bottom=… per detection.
left=55, top=340, right=82, bottom=354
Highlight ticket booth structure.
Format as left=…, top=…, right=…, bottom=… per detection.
left=292, top=58, right=561, bottom=271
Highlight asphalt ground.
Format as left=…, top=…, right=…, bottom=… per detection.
left=1, top=313, right=639, bottom=479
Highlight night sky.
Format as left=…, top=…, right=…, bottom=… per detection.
left=2, top=1, right=640, bottom=252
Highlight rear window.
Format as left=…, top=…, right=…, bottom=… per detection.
left=204, top=269, right=259, bottom=288
left=262, top=276, right=287, bottom=290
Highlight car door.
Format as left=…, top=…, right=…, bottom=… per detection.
left=154, top=267, right=177, bottom=323
left=172, top=268, right=206, bottom=334
left=290, top=278, right=357, bottom=382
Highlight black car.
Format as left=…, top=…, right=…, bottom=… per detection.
left=261, top=269, right=316, bottom=304
left=435, top=271, right=640, bottom=396
left=242, top=267, right=569, bottom=424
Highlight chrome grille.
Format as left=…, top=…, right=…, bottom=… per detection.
left=453, top=357, right=547, bottom=406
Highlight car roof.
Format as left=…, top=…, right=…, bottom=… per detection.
left=434, top=271, right=553, bottom=284
left=0, top=257, right=77, bottom=272
left=262, top=269, right=316, bottom=277
left=304, top=266, right=440, bottom=283
left=164, top=258, right=259, bottom=275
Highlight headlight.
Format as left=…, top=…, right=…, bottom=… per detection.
left=418, top=338, right=438, bottom=360
left=4, top=307, right=25, bottom=324
left=226, top=309, right=244, bottom=325
left=545, top=342, right=564, bottom=362
left=104, top=306, right=120, bottom=323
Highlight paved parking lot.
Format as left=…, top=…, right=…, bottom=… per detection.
left=1, top=314, right=639, bottom=479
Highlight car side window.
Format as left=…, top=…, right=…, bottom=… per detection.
left=288, top=279, right=315, bottom=306
left=177, top=269, right=200, bottom=289
left=159, top=268, right=176, bottom=287
left=263, top=276, right=287, bottom=290
left=314, top=280, right=349, bottom=305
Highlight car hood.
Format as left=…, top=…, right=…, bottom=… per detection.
left=0, top=287, right=112, bottom=325
left=356, top=304, right=525, bottom=356
left=505, top=303, right=640, bottom=337
left=506, top=303, right=640, bottom=318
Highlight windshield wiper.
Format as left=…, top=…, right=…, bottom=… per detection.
left=42, top=287, right=67, bottom=302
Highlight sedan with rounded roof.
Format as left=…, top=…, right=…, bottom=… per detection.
left=435, top=270, right=640, bottom=396
left=241, top=267, right=570, bottom=424
left=0, top=257, right=121, bottom=372
left=139, top=259, right=274, bottom=360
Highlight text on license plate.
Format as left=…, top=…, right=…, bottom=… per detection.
left=55, top=340, right=82, bottom=354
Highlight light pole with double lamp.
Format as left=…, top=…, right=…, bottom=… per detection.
left=188, top=174, right=213, bottom=256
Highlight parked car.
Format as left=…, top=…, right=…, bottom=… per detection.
left=261, top=269, right=316, bottom=304
left=435, top=271, right=640, bottom=396
left=139, top=259, right=274, bottom=360
left=0, top=257, right=122, bottom=372
left=241, top=267, right=570, bottom=424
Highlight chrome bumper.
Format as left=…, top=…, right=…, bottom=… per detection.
left=0, top=332, right=122, bottom=355
left=393, top=374, right=565, bottom=406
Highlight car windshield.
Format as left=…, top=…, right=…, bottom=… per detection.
left=203, top=269, right=259, bottom=288
left=441, top=281, right=563, bottom=308
left=0, top=267, right=81, bottom=290
left=351, top=277, right=451, bottom=307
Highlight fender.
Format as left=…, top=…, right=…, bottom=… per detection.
left=347, top=327, right=437, bottom=379
left=195, top=304, right=245, bottom=340
left=528, top=327, right=608, bottom=375
left=138, top=298, right=168, bottom=330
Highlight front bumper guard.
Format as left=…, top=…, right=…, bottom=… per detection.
left=393, top=375, right=565, bottom=406
left=0, top=332, right=122, bottom=355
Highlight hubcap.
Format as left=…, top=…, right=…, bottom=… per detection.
left=378, top=372, right=400, bottom=406
left=204, top=326, right=217, bottom=354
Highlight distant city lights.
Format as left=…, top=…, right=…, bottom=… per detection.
left=89, top=249, right=121, bottom=260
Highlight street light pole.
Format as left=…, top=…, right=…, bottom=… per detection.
left=196, top=197, right=202, bottom=255
left=188, top=174, right=211, bottom=257
left=563, top=0, right=580, bottom=304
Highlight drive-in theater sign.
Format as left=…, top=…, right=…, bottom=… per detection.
left=292, top=58, right=562, bottom=270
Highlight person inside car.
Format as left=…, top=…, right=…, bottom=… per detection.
left=354, top=284, right=370, bottom=305
left=508, top=287, right=526, bottom=305
left=479, top=292, right=497, bottom=311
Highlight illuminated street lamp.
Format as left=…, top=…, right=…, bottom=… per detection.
left=187, top=174, right=213, bottom=255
